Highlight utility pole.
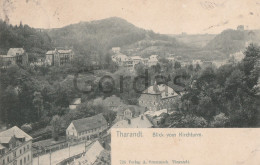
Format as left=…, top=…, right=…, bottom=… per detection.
left=38, top=149, right=39, bottom=165
left=69, top=143, right=70, bottom=157
left=85, top=140, right=86, bottom=152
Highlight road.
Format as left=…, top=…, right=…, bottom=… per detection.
left=33, top=141, right=91, bottom=165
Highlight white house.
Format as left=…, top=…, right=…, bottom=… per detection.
left=112, top=47, right=121, bottom=54
left=229, top=51, right=245, bottom=62
left=66, top=114, right=108, bottom=141
left=69, top=98, right=81, bottom=110
left=148, top=55, right=159, bottom=66
left=108, top=115, right=153, bottom=134
left=131, top=56, right=143, bottom=65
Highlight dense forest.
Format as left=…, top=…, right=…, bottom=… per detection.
left=47, top=17, right=183, bottom=59
left=0, top=43, right=259, bottom=130
left=158, top=44, right=260, bottom=127
left=0, top=17, right=259, bottom=132
left=0, top=20, right=52, bottom=55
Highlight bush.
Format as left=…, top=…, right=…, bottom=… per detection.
left=21, top=124, right=32, bottom=133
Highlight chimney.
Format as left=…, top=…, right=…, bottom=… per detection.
left=127, top=119, right=131, bottom=125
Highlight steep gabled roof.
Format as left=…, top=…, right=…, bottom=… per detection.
left=7, top=48, right=25, bottom=56
left=103, top=95, right=125, bottom=107
left=70, top=98, right=81, bottom=105
left=142, top=83, right=179, bottom=98
left=0, top=144, right=5, bottom=149
left=71, top=114, right=107, bottom=133
left=46, top=50, right=56, bottom=55
left=131, top=56, right=143, bottom=60
left=117, top=105, right=145, bottom=116
left=110, top=115, right=153, bottom=129
left=0, top=126, right=32, bottom=142
left=0, top=136, right=12, bottom=144
left=58, top=50, right=73, bottom=54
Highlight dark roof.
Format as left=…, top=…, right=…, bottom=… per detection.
left=103, top=95, right=125, bottom=107
left=72, top=114, right=107, bottom=133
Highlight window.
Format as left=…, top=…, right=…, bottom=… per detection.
left=20, top=159, right=22, bottom=165
left=3, top=159, right=5, bottom=165
left=7, top=156, right=9, bottom=162
left=20, top=149, right=22, bottom=154
left=24, top=147, right=25, bottom=152
left=28, top=155, right=30, bottom=161
left=24, top=157, right=26, bottom=163
left=27, top=145, right=29, bottom=149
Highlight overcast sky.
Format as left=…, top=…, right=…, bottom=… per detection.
left=1, top=0, right=260, bottom=34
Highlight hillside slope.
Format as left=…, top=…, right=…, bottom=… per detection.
left=0, top=20, right=52, bottom=55
left=205, top=29, right=260, bottom=55
left=172, top=34, right=216, bottom=48
left=47, top=17, right=183, bottom=57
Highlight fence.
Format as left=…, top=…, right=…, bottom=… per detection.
left=33, top=139, right=87, bottom=158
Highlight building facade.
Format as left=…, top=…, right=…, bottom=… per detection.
left=138, top=82, right=181, bottom=111
left=45, top=49, right=74, bottom=66
left=0, top=126, right=33, bottom=165
left=69, top=98, right=81, bottom=110
left=0, top=48, right=28, bottom=68
left=116, top=105, right=145, bottom=121
left=66, top=114, right=108, bottom=141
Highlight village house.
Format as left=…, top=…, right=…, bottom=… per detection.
left=109, top=115, right=153, bottom=131
left=229, top=51, right=245, bottom=62
left=103, top=95, right=126, bottom=111
left=45, top=49, right=74, bottom=66
left=192, top=60, right=203, bottom=66
left=142, top=58, right=149, bottom=66
left=0, top=48, right=28, bottom=68
left=167, top=57, right=175, bottom=63
left=69, top=98, right=81, bottom=110
left=116, top=105, right=145, bottom=121
left=202, top=61, right=213, bottom=67
left=66, top=114, right=108, bottom=141
left=148, top=55, right=159, bottom=66
left=131, top=56, right=143, bottom=65
left=144, top=109, right=175, bottom=126
left=138, top=82, right=182, bottom=111
left=111, top=47, right=121, bottom=54
left=111, top=54, right=132, bottom=66
left=0, top=126, right=33, bottom=165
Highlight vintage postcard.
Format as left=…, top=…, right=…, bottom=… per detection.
left=0, top=0, right=260, bottom=165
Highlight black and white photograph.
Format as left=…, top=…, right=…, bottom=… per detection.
left=0, top=0, right=260, bottom=164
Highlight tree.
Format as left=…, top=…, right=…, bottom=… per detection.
left=102, top=110, right=117, bottom=126
left=188, top=64, right=194, bottom=71
left=50, top=115, right=62, bottom=141
left=242, top=44, right=260, bottom=89
left=242, top=44, right=260, bottom=75
left=33, top=91, right=43, bottom=120
left=174, top=61, right=181, bottom=69
left=194, top=63, right=201, bottom=72
left=210, top=113, right=229, bottom=127
left=21, top=123, right=32, bottom=133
